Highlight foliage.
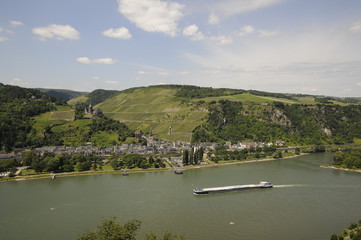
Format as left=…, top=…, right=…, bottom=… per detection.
left=182, top=147, right=204, bottom=165
left=248, top=90, right=295, bottom=100
left=333, top=149, right=361, bottom=169
left=21, top=151, right=101, bottom=173
left=209, top=146, right=279, bottom=162
left=0, top=83, right=65, bottom=152
left=192, top=100, right=361, bottom=145
left=77, top=217, right=185, bottom=240
left=175, top=85, right=245, bottom=99
left=330, top=220, right=361, bottom=240
left=86, top=89, right=119, bottom=106
left=74, top=103, right=85, bottom=120
left=36, top=88, right=88, bottom=101
left=109, top=154, right=166, bottom=170
left=0, top=159, right=20, bottom=172
left=123, top=154, right=165, bottom=169
left=42, top=116, right=133, bottom=147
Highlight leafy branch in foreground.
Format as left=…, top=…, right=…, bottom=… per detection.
left=77, top=217, right=185, bottom=240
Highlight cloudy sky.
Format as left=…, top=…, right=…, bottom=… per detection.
left=1, top=0, right=361, bottom=97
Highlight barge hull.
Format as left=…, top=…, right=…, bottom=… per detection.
left=194, top=182, right=273, bottom=195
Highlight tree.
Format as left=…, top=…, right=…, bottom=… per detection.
left=77, top=218, right=141, bottom=240
left=22, top=151, right=38, bottom=166
left=330, top=234, right=338, bottom=240
left=182, top=150, right=189, bottom=166
left=77, top=217, right=185, bottom=240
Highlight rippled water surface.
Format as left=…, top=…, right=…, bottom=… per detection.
left=1, top=153, right=360, bottom=240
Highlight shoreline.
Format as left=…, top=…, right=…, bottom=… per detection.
left=320, top=165, right=361, bottom=173
left=1, top=154, right=307, bottom=183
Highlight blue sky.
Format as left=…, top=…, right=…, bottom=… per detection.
left=1, top=0, right=361, bottom=97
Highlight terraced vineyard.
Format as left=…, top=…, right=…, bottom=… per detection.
left=96, top=87, right=208, bottom=142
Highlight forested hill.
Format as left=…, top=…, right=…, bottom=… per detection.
left=0, top=83, right=65, bottom=152
left=92, top=85, right=361, bottom=144
left=192, top=100, right=361, bottom=145
left=36, top=88, right=88, bottom=101
left=2, top=83, right=361, bottom=150
left=68, top=89, right=119, bottom=106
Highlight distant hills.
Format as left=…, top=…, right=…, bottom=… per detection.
left=1, top=82, right=361, bottom=151
left=35, top=88, right=88, bottom=101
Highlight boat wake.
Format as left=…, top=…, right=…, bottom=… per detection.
left=273, top=184, right=304, bottom=188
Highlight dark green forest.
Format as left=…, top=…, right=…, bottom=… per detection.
left=192, top=100, right=361, bottom=145
left=0, top=83, right=65, bottom=152
left=86, top=89, right=119, bottom=106
left=333, top=149, right=361, bottom=169
left=36, top=88, right=87, bottom=101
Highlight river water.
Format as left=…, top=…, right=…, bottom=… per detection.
left=0, top=153, right=360, bottom=240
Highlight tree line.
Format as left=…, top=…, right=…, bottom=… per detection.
left=191, top=100, right=361, bottom=145
left=330, top=219, right=361, bottom=240
left=77, top=217, right=185, bottom=240
left=333, top=149, right=361, bottom=169
left=109, top=153, right=166, bottom=170
left=182, top=147, right=204, bottom=165
left=0, top=83, right=65, bottom=152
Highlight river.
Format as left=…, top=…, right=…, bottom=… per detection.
left=0, top=153, right=360, bottom=240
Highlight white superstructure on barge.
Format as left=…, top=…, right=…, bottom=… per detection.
left=193, top=181, right=273, bottom=194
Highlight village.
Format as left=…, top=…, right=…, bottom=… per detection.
left=31, top=136, right=286, bottom=158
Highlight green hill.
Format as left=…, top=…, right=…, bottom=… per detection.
left=67, top=89, right=119, bottom=106
left=0, top=83, right=66, bottom=152
left=36, top=88, right=88, bottom=101
left=4, top=83, right=360, bottom=150
left=93, top=85, right=361, bottom=144
left=96, top=86, right=208, bottom=142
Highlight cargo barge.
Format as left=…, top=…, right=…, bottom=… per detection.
left=193, top=181, right=273, bottom=194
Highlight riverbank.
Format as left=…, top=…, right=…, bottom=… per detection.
left=0, top=154, right=307, bottom=183
left=320, top=165, right=361, bottom=173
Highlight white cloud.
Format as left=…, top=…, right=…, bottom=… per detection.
left=76, top=57, right=118, bottom=64
left=10, top=78, right=28, bottom=86
left=92, top=76, right=100, bottom=80
left=0, top=36, right=8, bottom=42
left=179, top=71, right=190, bottom=75
left=184, top=27, right=361, bottom=97
left=213, top=0, right=283, bottom=17
left=183, top=24, right=205, bottom=41
left=208, top=12, right=220, bottom=25
left=238, top=25, right=255, bottom=36
left=117, top=0, right=184, bottom=37
left=103, top=27, right=132, bottom=39
left=0, top=27, right=3, bottom=32
left=258, top=29, right=280, bottom=37
left=210, top=35, right=233, bottom=45
left=10, top=20, right=23, bottom=27
left=350, top=21, right=361, bottom=33
left=158, top=71, right=170, bottom=76
left=106, top=80, right=120, bottom=84
left=32, top=24, right=80, bottom=40
left=138, top=71, right=146, bottom=75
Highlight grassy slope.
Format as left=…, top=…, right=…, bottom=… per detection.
left=197, top=93, right=299, bottom=104
left=96, top=87, right=208, bottom=142
left=95, top=87, right=353, bottom=143
left=33, top=106, right=74, bottom=136
left=35, top=86, right=357, bottom=144
left=67, top=95, right=88, bottom=105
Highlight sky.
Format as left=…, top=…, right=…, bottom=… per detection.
left=1, top=0, right=361, bottom=97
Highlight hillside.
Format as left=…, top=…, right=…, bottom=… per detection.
left=96, top=86, right=208, bottom=142
left=36, top=88, right=88, bottom=101
left=93, top=85, right=361, bottom=144
left=3, top=83, right=361, bottom=150
left=68, top=89, right=119, bottom=106
left=0, top=83, right=65, bottom=152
